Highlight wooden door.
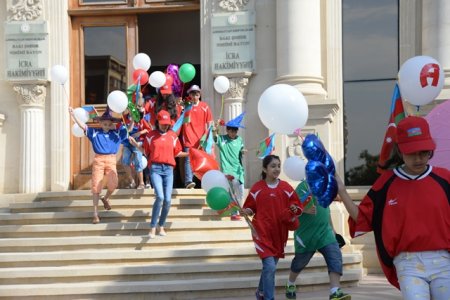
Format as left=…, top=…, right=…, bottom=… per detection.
left=70, top=16, right=137, bottom=189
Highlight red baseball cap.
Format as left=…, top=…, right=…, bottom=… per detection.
left=396, top=116, right=436, bottom=154
left=157, top=110, right=172, bottom=125
left=159, top=83, right=172, bottom=95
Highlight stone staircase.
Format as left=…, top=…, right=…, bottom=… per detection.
left=0, top=189, right=363, bottom=299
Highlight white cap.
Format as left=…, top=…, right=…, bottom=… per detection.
left=187, top=85, right=201, bottom=93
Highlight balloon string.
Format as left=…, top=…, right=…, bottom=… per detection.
left=219, top=94, right=224, bottom=120
left=62, top=84, right=70, bottom=105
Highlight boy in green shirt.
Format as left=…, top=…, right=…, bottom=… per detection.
left=285, top=180, right=350, bottom=300
left=214, top=113, right=247, bottom=220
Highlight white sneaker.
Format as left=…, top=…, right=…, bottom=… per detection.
left=185, top=182, right=196, bottom=189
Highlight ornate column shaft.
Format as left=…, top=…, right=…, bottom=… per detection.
left=276, top=0, right=326, bottom=97
left=45, top=0, right=71, bottom=191
left=422, top=0, right=450, bottom=99
left=14, top=84, right=47, bottom=193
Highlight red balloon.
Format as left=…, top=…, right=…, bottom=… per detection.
left=189, top=148, right=219, bottom=180
left=132, top=69, right=149, bottom=85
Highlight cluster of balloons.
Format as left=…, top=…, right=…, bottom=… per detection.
left=302, top=134, right=337, bottom=208
left=257, top=84, right=309, bottom=134
left=398, top=55, right=444, bottom=107
left=202, top=170, right=231, bottom=211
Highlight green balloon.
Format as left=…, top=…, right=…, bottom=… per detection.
left=206, top=187, right=231, bottom=210
left=179, top=63, right=196, bottom=83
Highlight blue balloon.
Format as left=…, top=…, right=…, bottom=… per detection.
left=305, top=161, right=328, bottom=198
left=324, top=153, right=336, bottom=174
left=302, top=134, right=327, bottom=162
left=317, top=173, right=338, bottom=208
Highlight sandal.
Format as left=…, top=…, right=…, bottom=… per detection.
left=100, top=196, right=112, bottom=211
left=137, top=184, right=145, bottom=189
left=92, top=215, right=100, bottom=224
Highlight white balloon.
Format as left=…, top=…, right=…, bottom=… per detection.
left=133, top=53, right=151, bottom=71
left=141, top=156, right=148, bottom=169
left=398, top=56, right=444, bottom=106
left=149, top=71, right=166, bottom=88
left=201, top=170, right=229, bottom=192
left=73, top=107, right=89, bottom=123
left=258, top=84, right=309, bottom=134
left=214, top=76, right=230, bottom=94
left=72, top=123, right=85, bottom=138
left=107, top=90, right=128, bottom=113
left=283, top=156, right=307, bottom=181
left=50, top=64, right=68, bottom=85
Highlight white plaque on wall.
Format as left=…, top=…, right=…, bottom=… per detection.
left=4, top=21, right=49, bottom=81
left=211, top=11, right=255, bottom=74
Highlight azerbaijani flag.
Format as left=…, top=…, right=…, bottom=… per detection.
left=82, top=105, right=98, bottom=120
left=200, top=125, right=214, bottom=155
left=172, top=103, right=192, bottom=133
left=257, top=133, right=275, bottom=159
left=377, top=83, right=406, bottom=173
left=135, top=74, right=141, bottom=105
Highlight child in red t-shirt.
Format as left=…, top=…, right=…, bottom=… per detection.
left=337, top=116, right=450, bottom=299
left=130, top=110, right=188, bottom=238
left=241, top=155, right=303, bottom=300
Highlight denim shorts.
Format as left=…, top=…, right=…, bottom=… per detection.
left=122, top=146, right=144, bottom=172
left=290, top=241, right=342, bottom=275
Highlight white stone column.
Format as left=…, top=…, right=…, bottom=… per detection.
left=45, top=0, right=71, bottom=191
left=13, top=84, right=47, bottom=193
left=275, top=0, right=327, bottom=97
left=222, top=75, right=250, bottom=121
left=422, top=0, right=450, bottom=99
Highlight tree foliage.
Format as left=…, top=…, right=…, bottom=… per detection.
left=345, top=150, right=380, bottom=186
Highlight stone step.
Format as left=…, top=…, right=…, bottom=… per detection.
left=31, top=189, right=206, bottom=202
left=0, top=254, right=362, bottom=284
left=8, top=198, right=206, bottom=212
left=0, top=269, right=362, bottom=299
left=0, top=208, right=224, bottom=225
left=0, top=220, right=247, bottom=237
left=0, top=231, right=261, bottom=253
left=0, top=245, right=265, bottom=267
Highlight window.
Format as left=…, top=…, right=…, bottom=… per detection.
left=84, top=26, right=127, bottom=104
left=342, top=0, right=399, bottom=185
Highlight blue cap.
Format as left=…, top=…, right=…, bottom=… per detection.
left=225, top=112, right=246, bottom=128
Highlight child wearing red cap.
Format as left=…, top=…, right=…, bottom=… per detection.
left=337, top=116, right=450, bottom=299
left=130, top=110, right=188, bottom=238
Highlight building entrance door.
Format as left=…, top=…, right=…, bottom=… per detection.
left=69, top=2, right=200, bottom=190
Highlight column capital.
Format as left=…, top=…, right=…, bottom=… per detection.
left=224, top=75, right=251, bottom=101
left=7, top=0, right=43, bottom=21
left=13, top=84, right=47, bottom=108
left=218, top=0, right=251, bottom=12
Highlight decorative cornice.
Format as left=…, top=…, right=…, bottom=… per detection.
left=13, top=84, right=47, bottom=107
left=7, top=0, right=43, bottom=21
left=218, top=0, right=250, bottom=12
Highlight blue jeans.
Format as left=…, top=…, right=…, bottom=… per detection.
left=184, top=147, right=194, bottom=185
left=122, top=146, right=144, bottom=172
left=257, top=256, right=279, bottom=300
left=150, top=163, right=174, bottom=228
left=290, top=242, right=342, bottom=275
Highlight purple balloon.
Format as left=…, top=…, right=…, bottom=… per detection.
left=166, top=64, right=183, bottom=97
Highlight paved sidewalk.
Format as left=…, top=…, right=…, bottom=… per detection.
left=215, top=275, right=402, bottom=300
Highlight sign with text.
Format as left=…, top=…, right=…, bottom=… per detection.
left=4, top=21, right=49, bottom=81
left=211, top=11, right=255, bottom=74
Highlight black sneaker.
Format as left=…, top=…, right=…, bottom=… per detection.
left=285, top=283, right=296, bottom=299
